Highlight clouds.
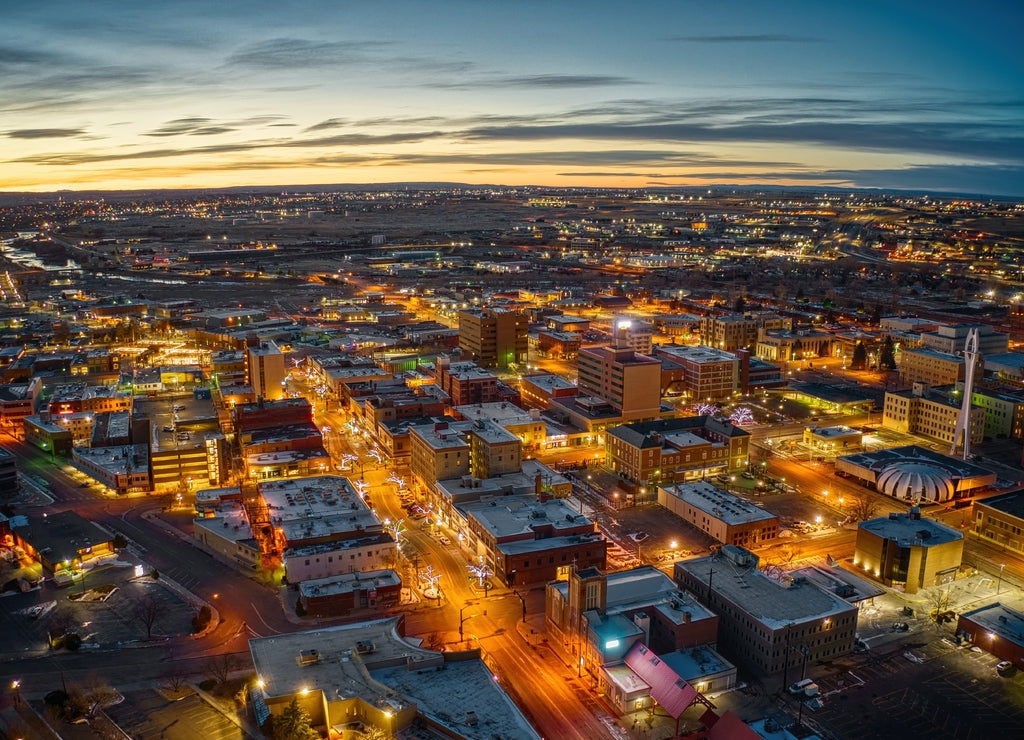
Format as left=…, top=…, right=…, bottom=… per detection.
left=667, top=34, right=820, bottom=44
left=6, top=129, right=87, bottom=140
left=225, top=38, right=380, bottom=70
left=0, top=2, right=1022, bottom=195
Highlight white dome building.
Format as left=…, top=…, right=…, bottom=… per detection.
left=876, top=462, right=956, bottom=503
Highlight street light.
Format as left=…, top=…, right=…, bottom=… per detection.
left=998, top=563, right=1006, bottom=596
left=459, top=604, right=477, bottom=642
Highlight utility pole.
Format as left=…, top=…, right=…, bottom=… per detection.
left=513, top=589, right=526, bottom=623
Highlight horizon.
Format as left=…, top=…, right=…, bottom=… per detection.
left=2, top=1, right=1023, bottom=196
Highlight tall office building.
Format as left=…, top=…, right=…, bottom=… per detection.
left=246, top=339, right=286, bottom=401
left=576, top=346, right=662, bottom=418
left=458, top=307, right=528, bottom=368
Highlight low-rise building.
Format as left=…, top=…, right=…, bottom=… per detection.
left=248, top=618, right=540, bottom=740
left=972, top=490, right=1024, bottom=553
left=518, top=373, right=578, bottom=410
left=546, top=565, right=733, bottom=711
left=297, top=569, right=402, bottom=617
left=658, top=482, right=778, bottom=548
left=956, top=603, right=1024, bottom=668
left=883, top=382, right=985, bottom=447
left=802, top=425, right=863, bottom=453
left=606, top=416, right=750, bottom=488
left=73, top=444, right=151, bottom=494
left=675, top=546, right=858, bottom=676
left=852, top=508, right=963, bottom=594
left=898, top=348, right=966, bottom=387
left=193, top=502, right=262, bottom=571
left=460, top=494, right=605, bottom=585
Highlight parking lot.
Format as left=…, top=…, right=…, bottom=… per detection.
left=0, top=555, right=201, bottom=656
left=808, top=641, right=1024, bottom=739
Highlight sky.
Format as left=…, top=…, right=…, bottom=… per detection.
left=2, top=0, right=1023, bottom=196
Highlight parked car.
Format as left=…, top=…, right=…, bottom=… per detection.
left=996, top=660, right=1015, bottom=676
left=787, top=678, right=818, bottom=697
left=438, top=535, right=452, bottom=546
left=741, top=471, right=755, bottom=479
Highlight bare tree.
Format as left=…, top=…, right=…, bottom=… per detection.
left=206, top=652, right=243, bottom=685
left=848, top=491, right=879, bottom=522
left=69, top=674, right=120, bottom=719
left=162, top=665, right=190, bottom=692
left=132, top=592, right=164, bottom=639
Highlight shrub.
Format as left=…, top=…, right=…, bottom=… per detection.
left=191, top=605, right=212, bottom=633
left=294, top=597, right=306, bottom=617
left=112, top=534, right=128, bottom=550
left=198, top=679, right=216, bottom=692
left=150, top=569, right=160, bottom=580
left=64, top=633, right=82, bottom=651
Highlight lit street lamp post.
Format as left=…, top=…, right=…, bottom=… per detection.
left=997, top=563, right=1006, bottom=596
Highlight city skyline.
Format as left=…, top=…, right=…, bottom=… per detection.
left=2, top=0, right=1023, bottom=196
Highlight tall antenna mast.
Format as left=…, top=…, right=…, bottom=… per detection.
left=950, top=327, right=979, bottom=459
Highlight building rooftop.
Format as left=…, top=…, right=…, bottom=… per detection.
left=787, top=382, right=876, bottom=405
left=838, top=444, right=993, bottom=480
left=901, top=347, right=964, bottom=362
left=662, top=482, right=776, bottom=526
left=194, top=504, right=256, bottom=545
left=250, top=619, right=540, bottom=740
left=859, top=511, right=963, bottom=547
left=454, top=401, right=539, bottom=427
left=976, top=489, right=1024, bottom=519
left=960, top=603, right=1024, bottom=647
left=677, top=548, right=859, bottom=629
left=462, top=495, right=594, bottom=540
left=259, top=475, right=382, bottom=541
left=521, top=373, right=577, bottom=392
left=657, top=344, right=737, bottom=364
left=467, top=418, right=520, bottom=445
left=297, top=569, right=400, bottom=599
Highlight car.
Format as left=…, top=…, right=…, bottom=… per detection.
left=438, top=535, right=452, bottom=546
left=996, top=660, right=1015, bottom=675
left=715, top=474, right=730, bottom=483
left=741, top=471, right=755, bottom=479
left=787, top=678, right=818, bottom=696
left=162, top=426, right=173, bottom=432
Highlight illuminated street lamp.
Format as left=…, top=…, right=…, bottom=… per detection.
left=998, top=563, right=1006, bottom=595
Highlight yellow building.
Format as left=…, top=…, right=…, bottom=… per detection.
left=898, top=348, right=965, bottom=387
left=882, top=383, right=984, bottom=447
left=853, top=508, right=963, bottom=594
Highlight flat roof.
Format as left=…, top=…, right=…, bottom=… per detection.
left=298, top=569, right=400, bottom=598
left=859, top=512, right=963, bottom=547
left=657, top=345, right=737, bottom=363
left=259, top=475, right=382, bottom=541
left=678, top=552, right=859, bottom=629
left=805, top=425, right=861, bottom=439
left=960, top=603, right=1024, bottom=647
left=521, top=373, right=576, bottom=392
left=455, top=402, right=539, bottom=427
left=194, top=505, right=255, bottom=544
left=787, top=382, right=876, bottom=405
left=462, top=495, right=593, bottom=540
left=976, top=489, right=1024, bottom=519
left=662, top=481, right=777, bottom=526
left=838, top=444, right=994, bottom=480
